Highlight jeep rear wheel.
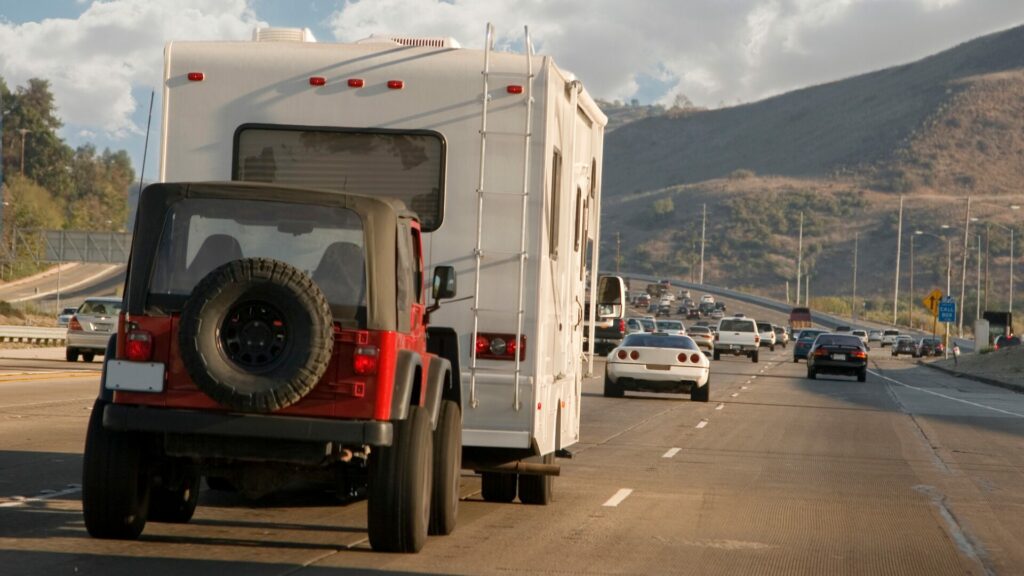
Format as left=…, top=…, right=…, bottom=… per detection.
left=178, top=258, right=333, bottom=413
left=429, top=400, right=461, bottom=536
left=368, top=406, right=433, bottom=553
left=82, top=400, right=151, bottom=539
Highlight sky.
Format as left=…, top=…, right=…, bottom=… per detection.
left=0, top=0, right=1022, bottom=179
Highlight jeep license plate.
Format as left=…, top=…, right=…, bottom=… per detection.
left=105, top=360, right=165, bottom=393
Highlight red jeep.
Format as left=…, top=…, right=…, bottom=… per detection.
left=82, top=182, right=462, bottom=553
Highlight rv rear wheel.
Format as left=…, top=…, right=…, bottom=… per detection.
left=518, top=454, right=554, bottom=505
left=481, top=472, right=517, bottom=503
left=178, top=258, right=333, bottom=413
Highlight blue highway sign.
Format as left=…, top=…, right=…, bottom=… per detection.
left=938, top=297, right=956, bottom=323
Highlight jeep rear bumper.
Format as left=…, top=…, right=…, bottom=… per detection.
left=103, top=404, right=393, bottom=446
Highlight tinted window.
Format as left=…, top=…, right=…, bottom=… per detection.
left=78, top=300, right=123, bottom=316
left=757, top=322, right=772, bottom=331
left=658, top=320, right=684, bottom=331
left=688, top=326, right=710, bottom=334
left=719, top=319, right=755, bottom=332
left=815, top=335, right=862, bottom=347
left=621, top=334, right=698, bottom=350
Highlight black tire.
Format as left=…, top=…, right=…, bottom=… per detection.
left=518, top=454, right=554, bottom=505
left=751, top=351, right=759, bottom=363
left=66, top=347, right=78, bottom=362
left=82, top=400, right=151, bottom=539
left=793, top=356, right=799, bottom=363
left=178, top=258, right=333, bottom=413
left=205, top=476, right=235, bottom=492
left=713, top=350, right=721, bottom=361
left=82, top=352, right=96, bottom=363
left=367, top=406, right=433, bottom=553
left=857, top=369, right=867, bottom=383
left=481, top=472, right=518, bottom=503
left=149, top=472, right=200, bottom=523
left=429, top=400, right=461, bottom=536
left=770, top=344, right=775, bottom=352
left=807, top=368, right=816, bottom=380
left=603, top=371, right=624, bottom=398
left=690, top=377, right=710, bottom=402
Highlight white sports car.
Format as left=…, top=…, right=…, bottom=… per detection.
left=604, top=333, right=711, bottom=402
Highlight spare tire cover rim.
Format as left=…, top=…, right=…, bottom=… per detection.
left=219, top=300, right=289, bottom=370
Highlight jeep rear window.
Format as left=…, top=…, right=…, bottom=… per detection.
left=234, top=127, right=444, bottom=231
left=149, top=198, right=366, bottom=314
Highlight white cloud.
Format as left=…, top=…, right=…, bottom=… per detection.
left=0, top=0, right=263, bottom=139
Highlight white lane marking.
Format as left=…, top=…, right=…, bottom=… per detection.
left=872, top=370, right=1024, bottom=418
left=0, top=397, right=95, bottom=410
left=0, top=484, right=82, bottom=508
left=695, top=420, right=708, bottom=429
left=603, top=488, right=633, bottom=507
left=751, top=375, right=758, bottom=379
left=730, top=392, right=739, bottom=397
left=662, top=447, right=681, bottom=458
left=741, top=386, right=748, bottom=390
left=715, top=403, right=725, bottom=410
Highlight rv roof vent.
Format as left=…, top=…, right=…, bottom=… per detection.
left=357, top=34, right=461, bottom=49
left=252, top=27, right=317, bottom=43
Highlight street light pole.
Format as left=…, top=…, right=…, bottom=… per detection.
left=958, top=196, right=971, bottom=336
left=852, top=232, right=858, bottom=321
left=699, top=203, right=706, bottom=284
left=796, top=212, right=803, bottom=306
left=894, top=195, right=904, bottom=326
left=909, top=234, right=915, bottom=330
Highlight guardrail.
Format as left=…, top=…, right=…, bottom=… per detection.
left=0, top=325, right=67, bottom=345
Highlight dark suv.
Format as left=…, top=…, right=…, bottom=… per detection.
left=891, top=336, right=917, bottom=357
left=82, top=182, right=462, bottom=553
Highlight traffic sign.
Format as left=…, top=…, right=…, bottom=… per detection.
left=923, top=289, right=942, bottom=317
left=938, top=297, right=956, bottom=323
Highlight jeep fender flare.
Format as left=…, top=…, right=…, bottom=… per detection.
left=97, top=334, right=117, bottom=402
left=389, top=350, right=422, bottom=422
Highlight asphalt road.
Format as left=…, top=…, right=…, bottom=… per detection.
left=0, top=264, right=124, bottom=309
left=1, top=326, right=1022, bottom=575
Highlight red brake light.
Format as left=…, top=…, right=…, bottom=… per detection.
left=347, top=78, right=365, bottom=88
left=690, top=353, right=701, bottom=363
left=353, top=346, right=379, bottom=375
left=126, top=330, right=153, bottom=362
left=68, top=316, right=82, bottom=331
left=309, top=76, right=327, bottom=86
left=617, top=350, right=628, bottom=360
left=187, top=72, right=204, bottom=82
left=851, top=350, right=867, bottom=359
left=677, top=352, right=688, bottom=363
left=617, top=319, right=626, bottom=334
left=507, top=85, right=523, bottom=94
left=629, top=350, right=639, bottom=360
left=714, top=333, right=720, bottom=341
left=754, top=335, right=760, bottom=344
left=476, top=333, right=526, bottom=361
left=814, top=348, right=829, bottom=357
left=387, top=80, right=404, bottom=90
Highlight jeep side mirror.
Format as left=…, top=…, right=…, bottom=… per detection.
left=432, top=266, right=457, bottom=301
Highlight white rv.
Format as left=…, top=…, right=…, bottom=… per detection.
left=160, top=25, right=624, bottom=503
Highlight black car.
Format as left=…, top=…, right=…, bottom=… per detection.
left=793, top=329, right=828, bottom=362
left=916, top=337, right=943, bottom=357
left=994, top=334, right=1021, bottom=351
left=807, top=334, right=868, bottom=382
left=891, top=337, right=917, bottom=357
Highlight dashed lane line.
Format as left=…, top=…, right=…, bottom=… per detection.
left=0, top=484, right=82, bottom=508
left=695, top=420, right=708, bottom=429
left=662, top=447, right=681, bottom=458
left=603, top=488, right=633, bottom=507
left=715, top=403, right=725, bottom=410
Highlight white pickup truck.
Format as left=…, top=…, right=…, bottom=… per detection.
left=713, top=316, right=761, bottom=362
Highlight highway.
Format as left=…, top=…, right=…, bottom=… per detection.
left=0, top=297, right=1022, bottom=575
left=0, top=264, right=125, bottom=309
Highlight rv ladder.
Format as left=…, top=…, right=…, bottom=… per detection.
left=470, top=22, right=535, bottom=411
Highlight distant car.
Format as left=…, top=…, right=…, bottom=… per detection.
left=806, top=333, right=868, bottom=382
left=994, top=335, right=1022, bottom=351
left=638, top=317, right=657, bottom=332
left=868, top=330, right=882, bottom=343
left=655, top=319, right=686, bottom=335
left=687, top=325, right=714, bottom=353
left=604, top=333, right=710, bottom=401
left=710, top=309, right=724, bottom=319
left=834, top=325, right=852, bottom=333
left=916, top=337, right=943, bottom=357
left=891, top=336, right=917, bottom=357
left=714, top=301, right=726, bottom=312
left=686, top=308, right=701, bottom=320
left=624, top=317, right=647, bottom=335
left=647, top=302, right=660, bottom=314
left=881, top=329, right=900, bottom=347
left=657, top=303, right=673, bottom=317
left=773, top=325, right=789, bottom=348
left=65, top=297, right=123, bottom=362
left=756, top=321, right=776, bottom=351
left=793, top=329, right=829, bottom=362
left=56, top=306, right=77, bottom=327
left=851, top=329, right=868, bottom=345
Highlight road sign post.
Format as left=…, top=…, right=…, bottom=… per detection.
left=939, top=297, right=956, bottom=358
left=924, top=289, right=942, bottom=337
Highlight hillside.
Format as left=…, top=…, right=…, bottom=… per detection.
left=600, top=24, right=1024, bottom=314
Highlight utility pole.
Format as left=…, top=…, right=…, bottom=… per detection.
left=699, top=203, right=706, bottom=284
left=852, top=232, right=858, bottom=321
left=958, top=196, right=971, bottom=336
left=893, top=195, right=903, bottom=326
left=976, top=234, right=981, bottom=322
left=796, top=212, right=803, bottom=306
left=18, top=129, right=30, bottom=175
left=806, top=272, right=810, bottom=306
left=946, top=239, right=952, bottom=358
left=984, top=226, right=990, bottom=311
left=909, top=235, right=915, bottom=330
left=615, top=231, right=621, bottom=275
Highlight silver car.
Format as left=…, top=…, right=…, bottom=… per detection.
left=56, top=307, right=77, bottom=327
left=66, top=297, right=123, bottom=362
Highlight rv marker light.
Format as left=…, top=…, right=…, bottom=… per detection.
left=507, top=85, right=523, bottom=94
left=187, top=72, right=205, bottom=82
left=347, top=78, right=364, bottom=88
left=387, top=80, right=404, bottom=90
left=309, top=76, right=327, bottom=86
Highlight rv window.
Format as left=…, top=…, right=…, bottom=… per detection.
left=548, top=149, right=562, bottom=259
left=234, top=127, right=445, bottom=231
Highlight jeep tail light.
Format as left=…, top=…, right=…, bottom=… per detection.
left=476, top=333, right=526, bottom=361
left=629, top=350, right=639, bottom=360
left=617, top=350, right=628, bottom=360
left=126, top=330, right=153, bottom=362
left=69, top=316, right=82, bottom=331
left=354, top=346, right=379, bottom=375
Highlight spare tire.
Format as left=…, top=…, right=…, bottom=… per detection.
left=178, top=258, right=333, bottom=413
